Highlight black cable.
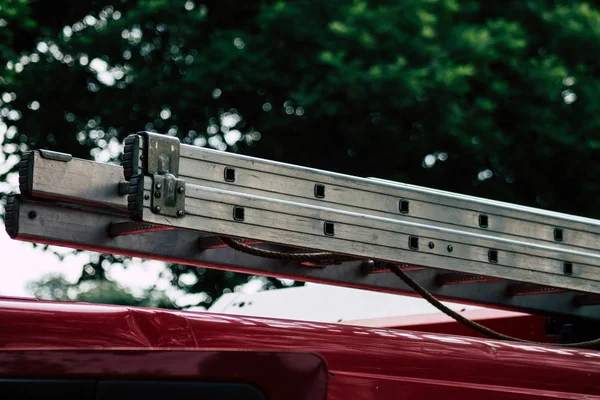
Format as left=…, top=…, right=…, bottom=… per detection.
left=388, top=264, right=600, bottom=349
left=219, top=236, right=346, bottom=263
left=220, top=237, right=600, bottom=349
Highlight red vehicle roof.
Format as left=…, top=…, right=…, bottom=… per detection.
left=1, top=297, right=599, bottom=399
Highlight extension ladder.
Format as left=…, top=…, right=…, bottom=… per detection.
left=6, top=132, right=600, bottom=320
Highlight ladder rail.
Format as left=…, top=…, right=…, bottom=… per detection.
left=9, top=134, right=600, bottom=320
left=7, top=195, right=600, bottom=319
left=180, top=140, right=600, bottom=225
left=16, top=147, right=600, bottom=295
left=19, top=150, right=127, bottom=211
left=129, top=175, right=600, bottom=293
left=125, top=133, right=600, bottom=254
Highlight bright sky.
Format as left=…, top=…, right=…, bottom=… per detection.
left=0, top=155, right=174, bottom=300
left=0, top=223, right=169, bottom=298
left=0, top=227, right=77, bottom=297
left=0, top=222, right=264, bottom=307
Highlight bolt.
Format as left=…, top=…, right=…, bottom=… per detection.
left=140, top=155, right=144, bottom=160
left=428, top=242, right=435, bottom=249
left=177, top=210, right=185, bottom=217
left=154, top=206, right=161, bottom=213
left=28, top=211, right=37, bottom=219
left=144, top=194, right=150, bottom=200
left=360, top=259, right=376, bottom=275
left=155, top=183, right=162, bottom=189
left=447, top=245, right=453, bottom=252
left=154, top=191, right=161, bottom=198
left=178, top=187, right=185, bottom=194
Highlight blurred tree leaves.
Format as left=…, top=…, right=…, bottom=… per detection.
left=3, top=0, right=600, bottom=306
left=27, top=273, right=176, bottom=308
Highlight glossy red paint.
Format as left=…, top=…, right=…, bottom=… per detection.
left=1, top=298, right=599, bottom=399
left=343, top=309, right=552, bottom=342
left=0, top=350, right=328, bottom=400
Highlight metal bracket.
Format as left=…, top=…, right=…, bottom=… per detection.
left=151, top=174, right=186, bottom=217
left=143, top=132, right=180, bottom=177
left=141, top=132, right=186, bottom=217
left=38, top=149, right=73, bottom=162
left=118, top=181, right=129, bottom=196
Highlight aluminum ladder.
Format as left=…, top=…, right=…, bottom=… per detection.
left=6, top=131, right=600, bottom=320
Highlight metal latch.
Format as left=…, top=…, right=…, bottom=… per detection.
left=152, top=173, right=185, bottom=217
left=143, top=132, right=186, bottom=217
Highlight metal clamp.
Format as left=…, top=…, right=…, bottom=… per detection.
left=151, top=174, right=186, bottom=217
left=143, top=132, right=181, bottom=177
left=142, top=132, right=186, bottom=217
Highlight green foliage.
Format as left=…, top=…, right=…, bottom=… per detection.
left=3, top=0, right=600, bottom=307
left=27, top=273, right=175, bottom=308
